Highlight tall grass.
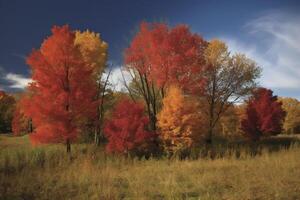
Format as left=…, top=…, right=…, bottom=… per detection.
left=1, top=135, right=300, bottom=199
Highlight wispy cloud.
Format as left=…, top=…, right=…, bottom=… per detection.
left=221, top=10, right=300, bottom=99
left=5, top=73, right=32, bottom=89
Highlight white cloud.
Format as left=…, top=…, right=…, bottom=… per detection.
left=221, top=11, right=300, bottom=94
left=2, top=66, right=132, bottom=92
left=5, top=73, right=32, bottom=89
left=106, top=67, right=133, bottom=92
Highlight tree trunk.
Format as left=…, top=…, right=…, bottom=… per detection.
left=206, top=72, right=216, bottom=145
left=206, top=127, right=213, bottom=144
left=94, top=69, right=111, bottom=146
left=66, top=139, right=71, bottom=153
left=94, top=128, right=102, bottom=146
left=206, top=111, right=214, bottom=145
left=28, top=118, right=33, bottom=134
left=29, top=119, right=33, bottom=133
left=150, top=114, right=157, bottom=131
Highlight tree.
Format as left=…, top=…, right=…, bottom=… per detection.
left=279, top=97, right=300, bottom=134
left=0, top=91, right=16, bottom=133
left=74, top=30, right=108, bottom=145
left=157, top=85, right=204, bottom=155
left=12, top=102, right=31, bottom=136
left=23, top=25, right=98, bottom=153
left=74, top=30, right=108, bottom=76
left=124, top=22, right=207, bottom=131
left=241, top=88, right=286, bottom=141
left=104, top=97, right=155, bottom=155
left=217, top=105, right=240, bottom=138
left=203, top=39, right=261, bottom=144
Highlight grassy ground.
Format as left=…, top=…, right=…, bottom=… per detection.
left=1, top=134, right=300, bottom=200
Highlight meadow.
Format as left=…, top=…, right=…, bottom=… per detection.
left=1, top=134, right=300, bottom=200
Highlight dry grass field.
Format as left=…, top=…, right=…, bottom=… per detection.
left=1, top=134, right=300, bottom=200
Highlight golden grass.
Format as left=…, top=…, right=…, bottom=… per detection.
left=1, top=134, right=300, bottom=200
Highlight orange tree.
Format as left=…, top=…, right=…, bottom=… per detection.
left=23, top=25, right=98, bottom=153
left=157, top=85, right=204, bottom=155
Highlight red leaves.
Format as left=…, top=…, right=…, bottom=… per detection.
left=24, top=25, right=98, bottom=145
left=104, top=97, right=154, bottom=154
left=125, top=22, right=208, bottom=93
left=241, top=88, right=286, bottom=141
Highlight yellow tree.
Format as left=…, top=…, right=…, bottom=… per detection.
left=203, top=39, right=261, bottom=144
left=75, top=30, right=108, bottom=75
left=157, top=85, right=204, bottom=155
left=75, top=30, right=109, bottom=145
left=217, top=105, right=240, bottom=138
left=279, top=97, right=300, bottom=134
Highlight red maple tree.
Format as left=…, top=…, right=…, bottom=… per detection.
left=241, top=88, right=286, bottom=141
left=125, top=22, right=208, bottom=94
left=124, top=22, right=208, bottom=132
left=23, top=25, right=98, bottom=152
left=104, top=97, right=155, bottom=154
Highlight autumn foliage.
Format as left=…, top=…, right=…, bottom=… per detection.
left=12, top=102, right=31, bottom=136
left=0, top=91, right=16, bottom=133
left=74, top=30, right=108, bottom=77
left=23, top=25, right=98, bottom=151
left=8, top=21, right=294, bottom=158
left=279, top=97, right=300, bottom=134
left=241, top=88, right=286, bottom=141
left=124, top=22, right=208, bottom=133
left=104, top=97, right=154, bottom=154
left=125, top=22, right=208, bottom=93
left=203, top=39, right=260, bottom=143
left=74, top=29, right=108, bottom=144
left=157, top=85, right=204, bottom=154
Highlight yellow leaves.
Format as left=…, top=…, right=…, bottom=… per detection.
left=74, top=30, right=108, bottom=75
left=204, top=39, right=228, bottom=66
left=279, top=97, right=300, bottom=134
left=157, top=85, right=204, bottom=154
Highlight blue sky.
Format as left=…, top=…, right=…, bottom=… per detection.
left=0, top=0, right=299, bottom=99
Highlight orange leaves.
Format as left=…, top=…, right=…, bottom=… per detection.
left=124, top=22, right=208, bottom=135
left=157, top=85, right=204, bottom=154
left=24, top=25, right=99, bottom=146
left=125, top=22, right=207, bottom=93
